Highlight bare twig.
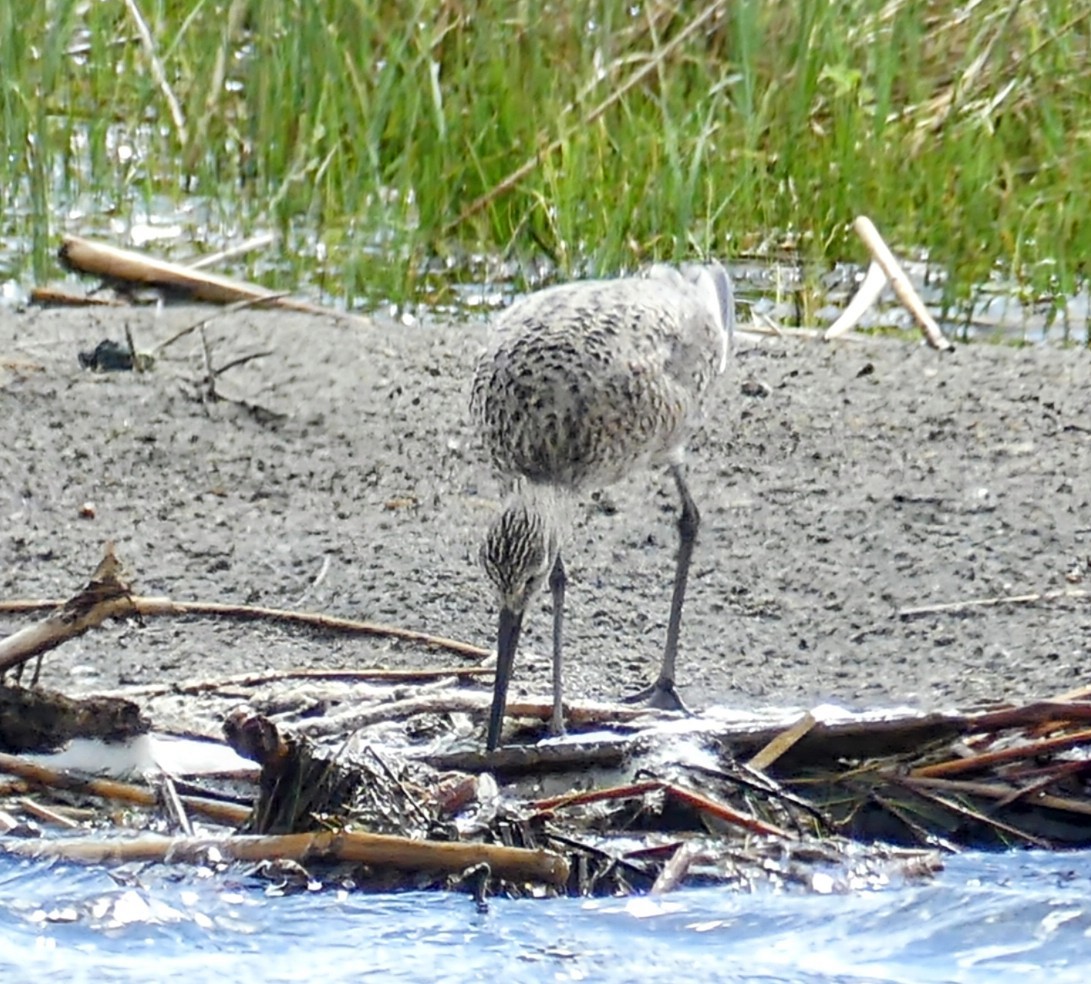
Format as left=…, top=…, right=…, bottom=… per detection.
left=187, top=233, right=278, bottom=271
left=16, top=797, right=80, bottom=829
left=154, top=292, right=292, bottom=357
left=903, top=773, right=1091, bottom=819
left=212, top=350, right=274, bottom=378
left=28, top=286, right=125, bottom=307
left=0, top=541, right=491, bottom=673
left=910, top=726, right=1091, bottom=779
left=295, top=554, right=332, bottom=607
left=0, top=751, right=249, bottom=827
left=891, top=774, right=1052, bottom=848
left=155, top=774, right=194, bottom=836
left=0, top=590, right=492, bottom=673
left=533, top=778, right=792, bottom=839
left=898, top=587, right=1090, bottom=619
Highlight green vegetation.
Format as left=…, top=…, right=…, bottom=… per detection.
left=1, top=0, right=1089, bottom=312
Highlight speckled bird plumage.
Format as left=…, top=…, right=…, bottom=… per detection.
left=471, top=264, right=733, bottom=491
left=472, top=262, right=735, bottom=752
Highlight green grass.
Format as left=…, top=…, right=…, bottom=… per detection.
left=2, top=0, right=1090, bottom=313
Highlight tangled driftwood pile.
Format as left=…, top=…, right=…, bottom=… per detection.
left=2, top=544, right=1090, bottom=903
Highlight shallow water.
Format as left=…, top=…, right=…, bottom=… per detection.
left=1, top=849, right=1089, bottom=982
left=4, top=159, right=1090, bottom=345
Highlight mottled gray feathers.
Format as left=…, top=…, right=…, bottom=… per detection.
left=471, top=264, right=731, bottom=492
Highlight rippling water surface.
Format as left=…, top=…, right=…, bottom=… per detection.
left=2, top=849, right=1089, bottom=983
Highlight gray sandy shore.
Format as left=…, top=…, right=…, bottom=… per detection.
left=2, top=303, right=1089, bottom=719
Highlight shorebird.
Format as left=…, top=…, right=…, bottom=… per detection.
left=471, top=262, right=735, bottom=752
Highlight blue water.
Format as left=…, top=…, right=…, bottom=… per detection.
left=1, top=850, right=1089, bottom=982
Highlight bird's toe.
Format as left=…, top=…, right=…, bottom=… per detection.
left=621, top=678, right=691, bottom=714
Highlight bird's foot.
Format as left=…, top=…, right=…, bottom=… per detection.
left=621, top=677, right=691, bottom=714
left=549, top=701, right=566, bottom=737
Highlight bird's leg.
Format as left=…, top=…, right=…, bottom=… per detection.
left=623, top=463, right=696, bottom=712
left=548, top=551, right=567, bottom=736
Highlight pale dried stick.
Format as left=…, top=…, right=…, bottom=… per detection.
left=824, top=261, right=888, bottom=340
left=853, top=216, right=952, bottom=350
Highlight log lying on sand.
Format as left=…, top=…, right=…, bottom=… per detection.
left=58, top=235, right=354, bottom=321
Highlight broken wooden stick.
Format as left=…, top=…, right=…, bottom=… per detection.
left=59, top=235, right=358, bottom=322
left=0, top=751, right=250, bottom=827
left=650, top=840, right=701, bottom=894
left=1, top=828, right=571, bottom=887
left=0, top=542, right=134, bottom=675
left=532, top=778, right=793, bottom=840
left=32, top=235, right=279, bottom=309
left=824, top=216, right=953, bottom=350
left=898, top=587, right=1089, bottom=619
left=0, top=542, right=492, bottom=675
left=823, top=261, right=887, bottom=340
left=747, top=711, right=817, bottom=772
left=26, top=285, right=126, bottom=307
left=910, top=726, right=1091, bottom=780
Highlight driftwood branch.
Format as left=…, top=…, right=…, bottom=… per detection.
left=0, top=542, right=491, bottom=674
left=302, top=691, right=663, bottom=738
left=0, top=543, right=134, bottom=674
left=58, top=235, right=357, bottom=322
left=1, top=829, right=570, bottom=887
left=31, top=235, right=279, bottom=309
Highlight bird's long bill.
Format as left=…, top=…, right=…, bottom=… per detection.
left=486, top=606, right=523, bottom=753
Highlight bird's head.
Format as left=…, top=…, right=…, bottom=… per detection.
left=480, top=499, right=558, bottom=616
left=480, top=498, right=560, bottom=753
